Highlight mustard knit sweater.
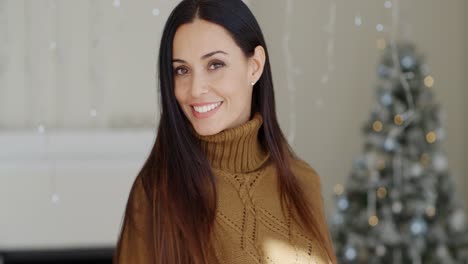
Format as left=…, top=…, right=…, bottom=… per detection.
left=115, top=112, right=334, bottom=264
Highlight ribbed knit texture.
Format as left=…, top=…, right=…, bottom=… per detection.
left=195, top=112, right=270, bottom=174
left=115, top=112, right=334, bottom=264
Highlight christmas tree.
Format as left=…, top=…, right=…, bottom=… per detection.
left=330, top=41, right=468, bottom=264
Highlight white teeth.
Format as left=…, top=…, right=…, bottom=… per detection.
left=193, top=102, right=222, bottom=113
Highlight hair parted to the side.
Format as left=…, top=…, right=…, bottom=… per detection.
left=113, top=0, right=337, bottom=263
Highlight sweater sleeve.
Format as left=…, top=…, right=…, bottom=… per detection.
left=113, top=175, right=155, bottom=264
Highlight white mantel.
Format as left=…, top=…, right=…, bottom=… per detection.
left=0, top=129, right=155, bottom=250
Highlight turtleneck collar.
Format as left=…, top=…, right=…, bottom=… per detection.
left=194, top=112, right=271, bottom=174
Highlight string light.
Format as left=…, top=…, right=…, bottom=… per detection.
left=372, top=120, right=383, bottom=132
left=377, top=187, right=387, bottom=198
left=48, top=0, right=60, bottom=205
left=152, top=8, right=160, bottom=16
left=367, top=170, right=379, bottom=228
left=392, top=201, right=403, bottom=214
left=345, top=247, right=357, bottom=261
left=390, top=0, right=415, bottom=111
left=426, top=131, right=437, bottom=144
left=89, top=1, right=106, bottom=126
left=284, top=0, right=296, bottom=144
left=322, top=0, right=336, bottom=84
left=369, top=215, right=379, bottom=226
left=38, top=121, right=60, bottom=205
left=354, top=15, right=363, bottom=26
left=334, top=184, right=345, bottom=196
left=394, top=114, right=404, bottom=125
left=376, top=24, right=384, bottom=32
left=424, top=75, right=434, bottom=88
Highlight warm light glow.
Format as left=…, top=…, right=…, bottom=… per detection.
left=426, top=206, right=436, bottom=218
left=263, top=237, right=308, bottom=262
left=369, top=215, right=379, bottom=226
left=426, top=131, right=437, bottom=143
left=424, top=75, right=434, bottom=88
left=394, top=114, right=403, bottom=125
left=334, top=184, right=345, bottom=196
left=377, top=187, right=387, bottom=198
left=373, top=121, right=383, bottom=132
left=420, top=153, right=431, bottom=166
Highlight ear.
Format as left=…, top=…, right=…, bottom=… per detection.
left=248, top=45, right=266, bottom=84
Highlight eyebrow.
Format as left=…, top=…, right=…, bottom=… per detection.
left=172, top=50, right=228, bottom=63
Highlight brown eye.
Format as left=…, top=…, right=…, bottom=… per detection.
left=174, top=67, right=188, bottom=75
left=209, top=62, right=225, bottom=70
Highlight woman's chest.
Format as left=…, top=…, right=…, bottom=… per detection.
left=211, top=169, right=330, bottom=264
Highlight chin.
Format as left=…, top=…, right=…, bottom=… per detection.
left=192, top=123, right=223, bottom=136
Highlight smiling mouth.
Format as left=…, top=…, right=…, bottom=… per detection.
left=191, top=102, right=223, bottom=113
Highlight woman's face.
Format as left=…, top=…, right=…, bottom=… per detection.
left=172, top=18, right=265, bottom=136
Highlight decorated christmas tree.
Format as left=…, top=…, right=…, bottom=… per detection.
left=330, top=41, right=468, bottom=264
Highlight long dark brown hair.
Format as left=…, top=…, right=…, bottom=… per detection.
left=114, top=0, right=337, bottom=263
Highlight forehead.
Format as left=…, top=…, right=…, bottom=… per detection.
left=172, top=19, right=241, bottom=59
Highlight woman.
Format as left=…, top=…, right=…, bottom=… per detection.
left=113, top=0, right=337, bottom=263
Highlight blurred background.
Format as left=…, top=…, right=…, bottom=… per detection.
left=0, top=0, right=466, bottom=263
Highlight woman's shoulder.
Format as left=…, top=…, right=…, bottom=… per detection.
left=289, top=156, right=320, bottom=178
left=130, top=175, right=146, bottom=198
left=127, top=174, right=153, bottom=217
left=262, top=155, right=322, bottom=188
left=288, top=156, right=323, bottom=192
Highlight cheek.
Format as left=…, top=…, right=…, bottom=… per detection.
left=224, top=86, right=253, bottom=106
left=218, top=73, right=248, bottom=94
left=174, top=86, right=186, bottom=105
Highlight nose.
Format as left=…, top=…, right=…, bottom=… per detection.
left=190, top=72, right=209, bottom=98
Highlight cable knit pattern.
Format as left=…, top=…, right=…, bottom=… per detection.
left=115, top=112, right=334, bottom=264
left=196, top=112, right=332, bottom=264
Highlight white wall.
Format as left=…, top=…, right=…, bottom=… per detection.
left=464, top=0, right=468, bottom=211
left=251, top=0, right=466, bottom=215
left=0, top=0, right=162, bottom=129
left=0, top=0, right=169, bottom=250
left=0, top=0, right=466, bottom=249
